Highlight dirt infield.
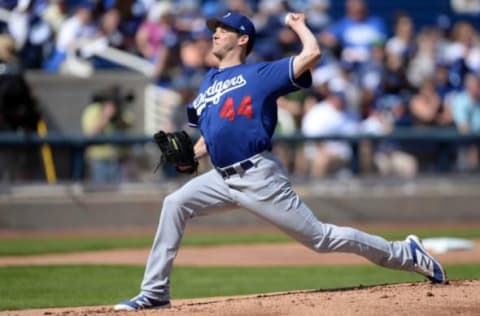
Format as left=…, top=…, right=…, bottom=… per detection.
left=3, top=280, right=479, bottom=316
left=1, top=241, right=480, bottom=267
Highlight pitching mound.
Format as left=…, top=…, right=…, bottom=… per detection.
left=6, top=280, right=479, bottom=316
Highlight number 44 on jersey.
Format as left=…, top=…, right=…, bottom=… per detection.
left=220, top=96, right=253, bottom=121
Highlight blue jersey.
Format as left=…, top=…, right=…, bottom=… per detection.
left=187, top=56, right=311, bottom=168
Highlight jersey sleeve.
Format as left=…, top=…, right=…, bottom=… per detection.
left=257, top=57, right=312, bottom=96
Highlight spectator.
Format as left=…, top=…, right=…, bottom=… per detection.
left=444, top=21, right=480, bottom=87
left=81, top=84, right=135, bottom=183
left=135, top=1, right=178, bottom=84
left=89, top=7, right=125, bottom=68
left=383, top=51, right=411, bottom=99
left=451, top=73, right=480, bottom=133
left=106, top=0, right=149, bottom=51
left=306, top=0, right=331, bottom=33
left=407, top=27, right=440, bottom=88
left=409, top=77, right=456, bottom=172
left=434, top=61, right=456, bottom=99
left=253, top=0, right=288, bottom=61
left=43, top=0, right=68, bottom=33
left=361, top=95, right=418, bottom=178
left=300, top=81, right=358, bottom=178
left=313, top=58, right=362, bottom=113
left=8, top=0, right=53, bottom=68
left=319, top=0, right=387, bottom=66
left=173, top=0, right=203, bottom=37
left=98, top=8, right=124, bottom=50
left=385, top=12, right=415, bottom=62
left=357, top=42, right=386, bottom=119
left=410, top=78, right=452, bottom=127
left=43, top=1, right=96, bottom=74
left=176, top=29, right=213, bottom=92
left=278, top=22, right=302, bottom=56
left=273, top=95, right=303, bottom=174
left=451, top=73, right=480, bottom=170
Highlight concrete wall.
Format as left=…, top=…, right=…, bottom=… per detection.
left=1, top=177, right=479, bottom=231
left=25, top=71, right=150, bottom=133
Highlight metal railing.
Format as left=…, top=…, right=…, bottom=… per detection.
left=1, top=128, right=479, bottom=180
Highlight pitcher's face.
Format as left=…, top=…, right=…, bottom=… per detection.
left=211, top=25, right=243, bottom=59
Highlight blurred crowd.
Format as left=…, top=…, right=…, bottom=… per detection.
left=1, top=0, right=480, bottom=182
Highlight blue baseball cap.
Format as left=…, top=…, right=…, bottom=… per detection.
left=206, top=11, right=256, bottom=54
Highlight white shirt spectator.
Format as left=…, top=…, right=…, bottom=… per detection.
left=302, top=100, right=357, bottom=161
left=444, top=42, right=480, bottom=73
left=8, top=6, right=51, bottom=50
left=56, top=12, right=96, bottom=53
left=386, top=37, right=408, bottom=57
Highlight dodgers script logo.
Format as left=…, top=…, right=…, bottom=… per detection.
left=192, top=75, right=247, bottom=115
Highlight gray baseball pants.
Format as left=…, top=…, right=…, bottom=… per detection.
left=140, top=151, right=414, bottom=300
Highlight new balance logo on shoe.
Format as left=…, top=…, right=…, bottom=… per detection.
left=406, top=235, right=447, bottom=284
left=416, top=249, right=434, bottom=277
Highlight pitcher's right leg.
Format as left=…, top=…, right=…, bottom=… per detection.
left=115, top=170, right=234, bottom=310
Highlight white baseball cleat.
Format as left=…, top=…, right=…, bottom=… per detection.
left=114, top=294, right=171, bottom=311
left=406, top=234, right=448, bottom=284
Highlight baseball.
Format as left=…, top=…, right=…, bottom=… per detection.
left=284, top=13, right=292, bottom=26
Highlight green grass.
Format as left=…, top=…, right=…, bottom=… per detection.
left=1, top=263, right=479, bottom=311
left=0, top=233, right=291, bottom=256
left=0, top=236, right=154, bottom=256
left=1, top=227, right=479, bottom=256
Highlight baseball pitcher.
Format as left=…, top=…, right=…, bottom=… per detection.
left=114, top=11, right=447, bottom=311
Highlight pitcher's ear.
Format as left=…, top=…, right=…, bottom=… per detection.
left=238, top=34, right=250, bottom=49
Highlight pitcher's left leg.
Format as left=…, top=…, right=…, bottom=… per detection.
left=231, top=154, right=413, bottom=271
